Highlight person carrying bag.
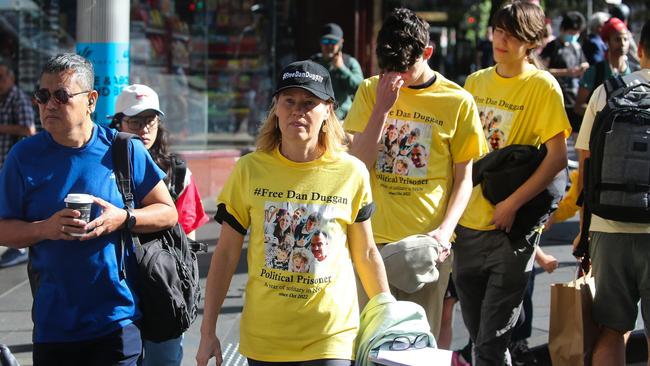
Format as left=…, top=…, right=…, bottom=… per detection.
left=548, top=259, right=598, bottom=366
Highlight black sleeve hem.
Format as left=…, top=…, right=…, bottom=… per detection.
left=355, top=202, right=376, bottom=222
left=214, top=203, right=247, bottom=235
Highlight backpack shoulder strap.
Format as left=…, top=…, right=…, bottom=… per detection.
left=112, top=132, right=137, bottom=209
left=604, top=74, right=626, bottom=100
left=112, top=132, right=144, bottom=280
left=169, top=154, right=187, bottom=199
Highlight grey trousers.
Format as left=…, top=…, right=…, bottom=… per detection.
left=452, top=226, right=537, bottom=366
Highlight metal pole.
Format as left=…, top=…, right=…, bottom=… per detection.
left=271, top=0, right=277, bottom=88
left=76, top=0, right=130, bottom=126
left=587, top=0, right=593, bottom=20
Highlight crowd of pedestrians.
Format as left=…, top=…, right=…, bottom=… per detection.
left=0, top=1, right=649, bottom=366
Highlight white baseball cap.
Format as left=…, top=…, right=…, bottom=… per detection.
left=115, top=84, right=165, bottom=117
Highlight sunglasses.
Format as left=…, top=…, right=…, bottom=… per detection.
left=321, top=38, right=339, bottom=45
left=33, top=88, right=91, bottom=105
left=389, top=334, right=430, bottom=351
left=124, top=115, right=159, bottom=130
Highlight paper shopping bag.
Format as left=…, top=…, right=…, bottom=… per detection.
left=548, top=273, right=599, bottom=366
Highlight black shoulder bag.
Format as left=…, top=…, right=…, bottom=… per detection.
left=112, top=132, right=203, bottom=342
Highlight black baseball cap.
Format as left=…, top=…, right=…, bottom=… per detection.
left=321, top=23, right=343, bottom=41
left=274, top=60, right=335, bottom=101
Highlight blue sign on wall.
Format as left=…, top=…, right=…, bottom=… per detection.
left=76, top=42, right=130, bottom=126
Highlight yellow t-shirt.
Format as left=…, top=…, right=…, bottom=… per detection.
left=553, top=169, right=580, bottom=222
left=460, top=67, right=572, bottom=230
left=217, top=147, right=373, bottom=362
left=344, top=72, right=487, bottom=243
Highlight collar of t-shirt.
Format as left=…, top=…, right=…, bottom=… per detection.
left=408, top=75, right=437, bottom=90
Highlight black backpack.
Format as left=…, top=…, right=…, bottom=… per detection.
left=585, top=75, right=650, bottom=222
left=576, top=75, right=650, bottom=256
left=112, top=132, right=201, bottom=342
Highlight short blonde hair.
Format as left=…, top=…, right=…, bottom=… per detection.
left=256, top=96, right=347, bottom=155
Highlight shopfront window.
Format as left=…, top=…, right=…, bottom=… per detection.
left=1, top=0, right=287, bottom=152
left=129, top=0, right=277, bottom=150
left=1, top=0, right=75, bottom=115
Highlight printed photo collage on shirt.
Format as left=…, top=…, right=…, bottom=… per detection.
left=376, top=118, right=433, bottom=177
left=478, top=106, right=514, bottom=151
left=263, top=201, right=334, bottom=275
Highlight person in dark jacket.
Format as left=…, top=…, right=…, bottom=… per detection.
left=310, top=23, right=363, bottom=120
left=541, top=11, right=589, bottom=131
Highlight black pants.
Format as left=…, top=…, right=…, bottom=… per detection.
left=453, top=226, right=537, bottom=366
left=511, top=270, right=535, bottom=342
left=33, top=323, right=141, bottom=366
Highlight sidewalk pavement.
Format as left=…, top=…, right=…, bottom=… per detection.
left=0, top=205, right=647, bottom=365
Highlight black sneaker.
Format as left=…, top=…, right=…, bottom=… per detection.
left=509, top=339, right=538, bottom=366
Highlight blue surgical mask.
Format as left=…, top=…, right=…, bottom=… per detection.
left=563, top=34, right=579, bottom=44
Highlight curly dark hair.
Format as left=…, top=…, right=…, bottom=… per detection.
left=376, top=8, right=430, bottom=72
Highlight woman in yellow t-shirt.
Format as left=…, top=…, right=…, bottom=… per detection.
left=453, top=2, right=570, bottom=365
left=196, top=60, right=390, bottom=366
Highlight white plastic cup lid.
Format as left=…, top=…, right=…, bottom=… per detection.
left=64, top=193, right=94, bottom=204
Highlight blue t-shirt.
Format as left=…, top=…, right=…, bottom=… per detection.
left=0, top=124, right=165, bottom=343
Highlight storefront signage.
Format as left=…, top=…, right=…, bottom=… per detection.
left=77, top=42, right=130, bottom=126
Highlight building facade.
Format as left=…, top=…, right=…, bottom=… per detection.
left=1, top=0, right=474, bottom=199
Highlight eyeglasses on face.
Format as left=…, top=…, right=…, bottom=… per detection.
left=389, top=333, right=430, bottom=351
left=33, top=88, right=91, bottom=105
left=124, top=115, right=159, bottom=130
left=321, top=38, right=339, bottom=45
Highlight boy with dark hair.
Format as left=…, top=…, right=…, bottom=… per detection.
left=345, top=7, right=486, bottom=339
left=375, top=8, right=429, bottom=73
left=574, top=20, right=650, bottom=365
left=541, top=11, right=589, bottom=131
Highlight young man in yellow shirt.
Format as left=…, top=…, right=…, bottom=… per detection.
left=345, top=8, right=486, bottom=339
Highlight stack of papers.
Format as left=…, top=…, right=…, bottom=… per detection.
left=368, top=347, right=452, bottom=366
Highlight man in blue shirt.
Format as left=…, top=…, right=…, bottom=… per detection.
left=0, top=53, right=178, bottom=365
left=582, top=12, right=610, bottom=66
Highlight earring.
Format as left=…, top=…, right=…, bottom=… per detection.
left=321, top=123, right=328, bottom=133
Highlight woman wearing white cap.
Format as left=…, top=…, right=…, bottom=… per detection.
left=112, top=84, right=209, bottom=366
left=196, top=60, right=389, bottom=366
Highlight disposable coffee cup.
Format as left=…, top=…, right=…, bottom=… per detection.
left=64, top=194, right=93, bottom=236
